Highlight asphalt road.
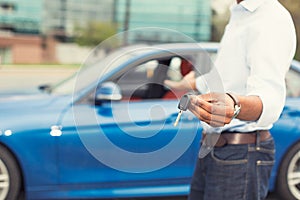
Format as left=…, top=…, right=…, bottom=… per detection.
left=0, top=66, right=281, bottom=200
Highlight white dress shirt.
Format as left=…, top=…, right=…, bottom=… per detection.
left=196, top=0, right=297, bottom=133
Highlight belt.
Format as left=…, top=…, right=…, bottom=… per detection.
left=202, top=130, right=271, bottom=147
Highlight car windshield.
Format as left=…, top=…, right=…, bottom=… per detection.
left=49, top=44, right=149, bottom=95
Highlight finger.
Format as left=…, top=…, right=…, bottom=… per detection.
left=189, top=97, right=233, bottom=125
left=189, top=104, right=231, bottom=126
left=197, top=93, right=220, bottom=103
left=191, top=95, right=228, bottom=116
left=202, top=112, right=232, bottom=125
left=192, top=96, right=232, bottom=116
left=193, top=105, right=230, bottom=124
left=207, top=120, right=227, bottom=127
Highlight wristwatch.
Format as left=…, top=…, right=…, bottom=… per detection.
left=226, top=93, right=241, bottom=118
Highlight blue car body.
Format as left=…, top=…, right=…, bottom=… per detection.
left=0, top=43, right=300, bottom=199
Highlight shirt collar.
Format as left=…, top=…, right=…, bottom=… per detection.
left=239, top=0, right=268, bottom=12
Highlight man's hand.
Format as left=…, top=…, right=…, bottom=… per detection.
left=164, top=71, right=196, bottom=91
left=188, top=92, right=263, bottom=127
left=188, top=93, right=236, bottom=127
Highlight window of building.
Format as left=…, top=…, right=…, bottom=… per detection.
left=0, top=2, right=16, bottom=13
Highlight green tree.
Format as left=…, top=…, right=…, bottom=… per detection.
left=279, top=0, right=300, bottom=60
left=74, top=21, right=118, bottom=47
left=211, top=9, right=230, bottom=42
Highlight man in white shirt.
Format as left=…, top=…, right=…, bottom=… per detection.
left=164, top=0, right=296, bottom=199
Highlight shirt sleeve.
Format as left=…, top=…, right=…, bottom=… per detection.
left=246, top=14, right=296, bottom=127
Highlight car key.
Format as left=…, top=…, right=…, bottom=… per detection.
left=174, top=93, right=192, bottom=127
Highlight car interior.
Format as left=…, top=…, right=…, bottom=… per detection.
left=114, top=56, right=196, bottom=101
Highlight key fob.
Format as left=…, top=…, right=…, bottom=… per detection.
left=178, top=93, right=191, bottom=111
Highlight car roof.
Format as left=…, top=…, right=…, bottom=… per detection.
left=112, top=42, right=219, bottom=58
left=110, top=42, right=298, bottom=72
left=153, top=42, right=219, bottom=51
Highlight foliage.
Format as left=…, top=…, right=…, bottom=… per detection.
left=211, top=9, right=230, bottom=42
left=74, top=21, right=118, bottom=47
left=279, top=0, right=300, bottom=60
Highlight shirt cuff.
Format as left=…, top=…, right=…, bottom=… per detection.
left=247, top=90, right=285, bottom=127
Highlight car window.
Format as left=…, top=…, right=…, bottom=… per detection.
left=89, top=47, right=218, bottom=104
left=114, top=51, right=217, bottom=101
left=116, top=60, right=159, bottom=99
left=114, top=56, right=189, bottom=101
left=286, top=68, right=300, bottom=97
left=117, top=57, right=177, bottom=100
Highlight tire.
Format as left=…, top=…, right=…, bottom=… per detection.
left=276, top=142, right=300, bottom=200
left=0, top=145, right=22, bottom=200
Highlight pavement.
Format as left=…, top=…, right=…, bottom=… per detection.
left=0, top=66, right=78, bottom=92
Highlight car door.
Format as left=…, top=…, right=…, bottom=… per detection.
left=271, top=66, right=300, bottom=159
left=56, top=52, right=204, bottom=194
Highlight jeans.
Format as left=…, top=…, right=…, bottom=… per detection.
left=188, top=135, right=275, bottom=200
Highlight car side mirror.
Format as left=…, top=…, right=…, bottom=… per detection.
left=95, top=82, right=122, bottom=104
left=38, top=84, right=52, bottom=93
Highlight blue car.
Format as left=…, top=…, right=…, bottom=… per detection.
left=0, top=43, right=300, bottom=199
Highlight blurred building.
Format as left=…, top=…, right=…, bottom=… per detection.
left=0, top=0, right=114, bottom=64
left=0, top=34, right=56, bottom=64
left=0, top=0, right=212, bottom=64
left=0, top=0, right=45, bottom=64
left=0, top=0, right=42, bottom=34
left=115, top=0, right=211, bottom=43
left=42, top=0, right=115, bottom=41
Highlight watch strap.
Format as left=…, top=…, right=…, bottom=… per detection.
left=226, top=93, right=241, bottom=107
left=226, top=93, right=241, bottom=118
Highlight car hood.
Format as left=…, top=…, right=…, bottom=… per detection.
left=0, top=93, right=72, bottom=131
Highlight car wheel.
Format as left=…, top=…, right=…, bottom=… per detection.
left=0, top=145, right=21, bottom=200
left=277, top=142, right=300, bottom=200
